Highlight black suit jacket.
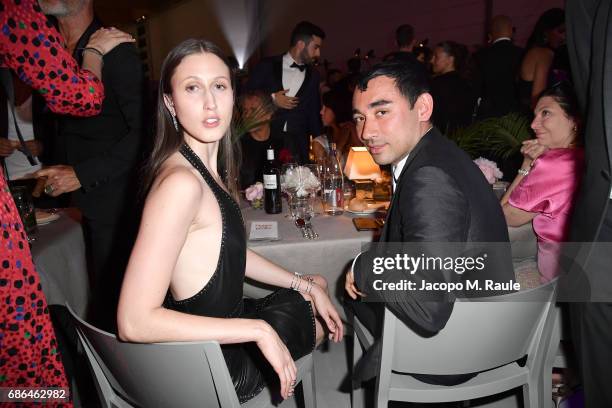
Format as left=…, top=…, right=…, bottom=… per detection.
left=247, top=55, right=322, bottom=161
left=567, top=0, right=612, bottom=244
left=430, top=71, right=475, bottom=134
left=51, top=19, right=144, bottom=219
left=354, top=128, right=514, bottom=334
left=472, top=39, right=524, bottom=118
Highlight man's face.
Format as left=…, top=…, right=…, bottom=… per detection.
left=38, top=0, right=86, bottom=16
left=352, top=76, right=429, bottom=165
left=299, top=35, right=322, bottom=65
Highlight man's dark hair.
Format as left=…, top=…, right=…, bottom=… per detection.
left=290, top=21, right=326, bottom=46
left=357, top=58, right=430, bottom=108
left=395, top=24, right=415, bottom=48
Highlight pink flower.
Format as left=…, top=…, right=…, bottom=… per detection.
left=474, top=157, right=503, bottom=184
left=245, top=182, right=264, bottom=201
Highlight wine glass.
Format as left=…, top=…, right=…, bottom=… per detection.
left=302, top=164, right=322, bottom=216
left=281, top=163, right=299, bottom=218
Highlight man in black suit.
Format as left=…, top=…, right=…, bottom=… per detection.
left=565, top=0, right=612, bottom=405
left=472, top=15, right=524, bottom=119
left=345, top=59, right=514, bottom=384
left=247, top=21, right=324, bottom=163
left=36, top=0, right=144, bottom=331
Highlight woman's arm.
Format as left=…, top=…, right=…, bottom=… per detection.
left=0, top=0, right=132, bottom=116
left=500, top=140, right=546, bottom=226
left=81, top=27, right=135, bottom=79
left=245, top=249, right=344, bottom=341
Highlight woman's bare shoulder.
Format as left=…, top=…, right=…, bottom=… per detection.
left=149, top=155, right=207, bottom=206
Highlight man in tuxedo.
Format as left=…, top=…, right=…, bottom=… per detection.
left=35, top=0, right=144, bottom=331
left=344, top=59, right=514, bottom=384
left=472, top=15, right=524, bottom=119
left=565, top=0, right=612, bottom=405
left=247, top=21, right=324, bottom=163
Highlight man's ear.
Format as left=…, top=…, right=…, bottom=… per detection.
left=296, top=39, right=306, bottom=52
left=415, top=93, right=434, bottom=122
left=163, top=94, right=176, bottom=116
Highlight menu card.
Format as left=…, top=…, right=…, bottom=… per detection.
left=249, top=221, right=279, bottom=241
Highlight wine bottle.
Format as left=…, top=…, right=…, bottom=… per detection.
left=263, top=147, right=282, bottom=214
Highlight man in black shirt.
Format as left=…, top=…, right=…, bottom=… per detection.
left=36, top=0, right=144, bottom=331
left=472, top=15, right=524, bottom=119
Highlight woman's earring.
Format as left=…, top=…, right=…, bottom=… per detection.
left=172, top=114, right=179, bottom=132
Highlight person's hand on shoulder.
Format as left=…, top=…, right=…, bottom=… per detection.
left=87, top=27, right=135, bottom=56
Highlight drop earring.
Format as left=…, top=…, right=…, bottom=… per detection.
left=172, top=114, right=179, bottom=132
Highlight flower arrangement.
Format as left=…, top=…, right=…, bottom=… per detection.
left=474, top=157, right=503, bottom=185
left=282, top=166, right=321, bottom=197
left=245, top=182, right=264, bottom=209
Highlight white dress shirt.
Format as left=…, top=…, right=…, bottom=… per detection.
left=281, top=53, right=306, bottom=132
left=282, top=52, right=306, bottom=97
left=392, top=154, right=409, bottom=191
left=5, top=100, right=41, bottom=180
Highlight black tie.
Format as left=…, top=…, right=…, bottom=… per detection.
left=290, top=62, right=306, bottom=72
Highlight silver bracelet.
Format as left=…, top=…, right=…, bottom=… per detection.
left=517, top=168, right=530, bottom=176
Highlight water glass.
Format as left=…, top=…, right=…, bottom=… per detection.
left=10, top=185, right=38, bottom=239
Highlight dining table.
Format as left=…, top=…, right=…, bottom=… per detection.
left=243, top=203, right=378, bottom=318
left=242, top=201, right=537, bottom=320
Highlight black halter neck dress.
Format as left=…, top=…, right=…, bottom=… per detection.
left=164, top=143, right=316, bottom=403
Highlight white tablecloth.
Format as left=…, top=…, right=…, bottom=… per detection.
left=31, top=209, right=90, bottom=317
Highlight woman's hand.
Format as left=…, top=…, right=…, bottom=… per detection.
left=520, top=139, right=548, bottom=164
left=254, top=321, right=297, bottom=399
left=310, top=285, right=344, bottom=342
left=302, top=274, right=328, bottom=293
left=86, top=27, right=135, bottom=55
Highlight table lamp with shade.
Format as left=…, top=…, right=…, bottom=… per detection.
left=343, top=146, right=382, bottom=200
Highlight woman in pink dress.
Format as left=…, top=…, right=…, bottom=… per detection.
left=501, top=82, right=584, bottom=282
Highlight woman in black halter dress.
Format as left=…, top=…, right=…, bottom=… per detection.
left=117, top=39, right=343, bottom=404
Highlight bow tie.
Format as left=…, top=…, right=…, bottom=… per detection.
left=290, top=62, right=306, bottom=72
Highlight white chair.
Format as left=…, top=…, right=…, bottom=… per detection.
left=351, top=280, right=559, bottom=408
left=66, top=304, right=317, bottom=408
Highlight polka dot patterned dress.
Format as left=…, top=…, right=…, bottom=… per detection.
left=1, top=171, right=72, bottom=407
left=0, top=0, right=112, bottom=405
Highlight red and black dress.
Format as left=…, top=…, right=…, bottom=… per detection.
left=1, top=0, right=107, bottom=404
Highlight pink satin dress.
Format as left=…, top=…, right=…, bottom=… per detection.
left=509, top=147, right=584, bottom=282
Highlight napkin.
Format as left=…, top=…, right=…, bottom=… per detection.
left=249, top=221, right=279, bottom=241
